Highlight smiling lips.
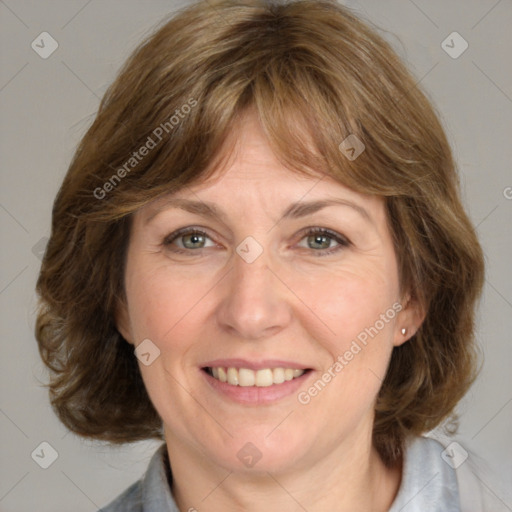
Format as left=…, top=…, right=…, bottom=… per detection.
left=206, top=366, right=306, bottom=387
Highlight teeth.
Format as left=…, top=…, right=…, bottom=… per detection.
left=255, top=368, right=273, bottom=387
left=218, top=367, right=227, bottom=383
left=273, top=367, right=285, bottom=384
left=208, top=366, right=306, bottom=386
left=227, top=367, right=239, bottom=386
left=238, top=368, right=255, bottom=386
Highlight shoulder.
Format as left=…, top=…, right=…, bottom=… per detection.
left=452, top=440, right=511, bottom=512
left=390, top=436, right=510, bottom=512
left=390, top=436, right=461, bottom=512
left=101, top=480, right=144, bottom=512
left=100, top=444, right=179, bottom=512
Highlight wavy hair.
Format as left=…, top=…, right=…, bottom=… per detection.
left=35, top=0, right=485, bottom=466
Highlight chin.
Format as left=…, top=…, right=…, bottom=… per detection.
left=211, top=426, right=311, bottom=474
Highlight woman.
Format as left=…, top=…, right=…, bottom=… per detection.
left=35, top=0, right=491, bottom=510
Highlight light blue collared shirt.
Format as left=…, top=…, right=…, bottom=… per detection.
left=102, top=436, right=488, bottom=511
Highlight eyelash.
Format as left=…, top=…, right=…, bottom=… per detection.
left=296, top=227, right=350, bottom=256
left=162, top=227, right=350, bottom=257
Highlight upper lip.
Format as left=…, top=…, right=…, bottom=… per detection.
left=201, top=358, right=312, bottom=371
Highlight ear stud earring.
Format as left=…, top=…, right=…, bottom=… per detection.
left=401, top=328, right=407, bottom=335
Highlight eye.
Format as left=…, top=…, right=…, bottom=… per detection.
left=163, top=228, right=216, bottom=252
left=297, top=228, right=350, bottom=255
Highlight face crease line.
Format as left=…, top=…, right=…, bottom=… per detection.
left=145, top=197, right=373, bottom=228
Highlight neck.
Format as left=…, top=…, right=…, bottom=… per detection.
left=165, top=426, right=402, bottom=512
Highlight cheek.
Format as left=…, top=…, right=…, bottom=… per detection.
left=296, top=261, right=399, bottom=344
left=124, top=265, right=213, bottom=422
left=292, top=265, right=401, bottom=414
left=125, top=261, right=208, bottom=343
left=293, top=272, right=399, bottom=428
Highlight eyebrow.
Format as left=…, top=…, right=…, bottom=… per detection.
left=145, top=197, right=372, bottom=225
left=282, top=199, right=371, bottom=223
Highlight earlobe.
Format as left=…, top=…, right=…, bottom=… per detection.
left=394, top=294, right=426, bottom=347
left=395, top=325, right=416, bottom=347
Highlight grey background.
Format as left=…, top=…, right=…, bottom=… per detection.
left=1, top=1, right=511, bottom=510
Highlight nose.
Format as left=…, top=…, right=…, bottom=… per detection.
left=216, top=251, right=293, bottom=340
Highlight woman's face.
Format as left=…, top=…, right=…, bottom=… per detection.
left=119, top=112, right=417, bottom=473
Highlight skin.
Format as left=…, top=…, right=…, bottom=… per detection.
left=117, top=111, right=424, bottom=512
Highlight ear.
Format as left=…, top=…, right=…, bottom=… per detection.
left=114, top=299, right=135, bottom=345
left=393, top=293, right=426, bottom=347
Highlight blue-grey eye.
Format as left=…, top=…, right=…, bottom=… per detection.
left=164, top=229, right=215, bottom=251
left=297, top=228, right=348, bottom=252
left=181, top=232, right=207, bottom=249
left=307, top=233, right=333, bottom=250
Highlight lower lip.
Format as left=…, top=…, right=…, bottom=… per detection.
left=201, top=369, right=313, bottom=405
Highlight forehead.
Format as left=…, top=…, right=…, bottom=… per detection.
left=142, top=111, right=383, bottom=219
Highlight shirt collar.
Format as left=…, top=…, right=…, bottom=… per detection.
left=142, top=436, right=460, bottom=512
left=389, top=436, right=461, bottom=511
left=141, top=444, right=179, bottom=511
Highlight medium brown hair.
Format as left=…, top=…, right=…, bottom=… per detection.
left=35, top=0, right=485, bottom=466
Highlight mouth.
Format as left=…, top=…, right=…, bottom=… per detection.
left=202, top=366, right=311, bottom=387
left=200, top=360, right=314, bottom=405
left=199, top=358, right=314, bottom=405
